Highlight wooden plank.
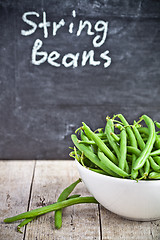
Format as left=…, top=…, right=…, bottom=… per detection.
left=100, top=205, right=160, bottom=240
left=149, top=220, right=160, bottom=240
left=25, top=160, right=100, bottom=240
left=0, top=160, right=35, bottom=240
left=2, top=160, right=160, bottom=239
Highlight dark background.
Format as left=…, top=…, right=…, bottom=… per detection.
left=0, top=0, right=160, bottom=160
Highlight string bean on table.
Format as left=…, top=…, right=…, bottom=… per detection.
left=54, top=178, right=81, bottom=229
left=4, top=197, right=98, bottom=223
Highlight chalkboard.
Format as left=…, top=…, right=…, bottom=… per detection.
left=0, top=0, right=160, bottom=159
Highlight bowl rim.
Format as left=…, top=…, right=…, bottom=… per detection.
left=75, top=159, right=160, bottom=184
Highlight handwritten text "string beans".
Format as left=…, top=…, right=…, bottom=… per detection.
left=21, top=10, right=111, bottom=68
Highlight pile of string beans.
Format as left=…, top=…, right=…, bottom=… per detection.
left=4, top=114, right=160, bottom=233
left=70, top=114, right=160, bottom=180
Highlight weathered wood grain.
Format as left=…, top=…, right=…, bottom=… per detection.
left=0, top=160, right=35, bottom=240
left=148, top=220, right=160, bottom=240
left=25, top=160, right=100, bottom=240
left=1, top=160, right=160, bottom=240
left=100, top=205, right=160, bottom=240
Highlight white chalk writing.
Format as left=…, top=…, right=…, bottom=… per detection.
left=21, top=10, right=111, bottom=68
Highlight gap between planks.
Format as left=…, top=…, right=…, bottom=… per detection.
left=0, top=160, right=36, bottom=240
left=24, top=160, right=101, bottom=240
left=1, top=161, right=160, bottom=240
left=23, top=160, right=37, bottom=240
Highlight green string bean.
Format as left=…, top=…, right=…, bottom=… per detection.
left=117, top=114, right=138, bottom=179
left=71, top=134, right=119, bottom=177
left=133, top=115, right=156, bottom=171
left=55, top=178, right=81, bottom=229
left=82, top=122, right=118, bottom=165
left=4, top=197, right=98, bottom=223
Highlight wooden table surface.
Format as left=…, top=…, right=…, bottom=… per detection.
left=0, top=160, right=160, bottom=240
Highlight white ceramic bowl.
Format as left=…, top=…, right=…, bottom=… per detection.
left=75, top=159, right=160, bottom=221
